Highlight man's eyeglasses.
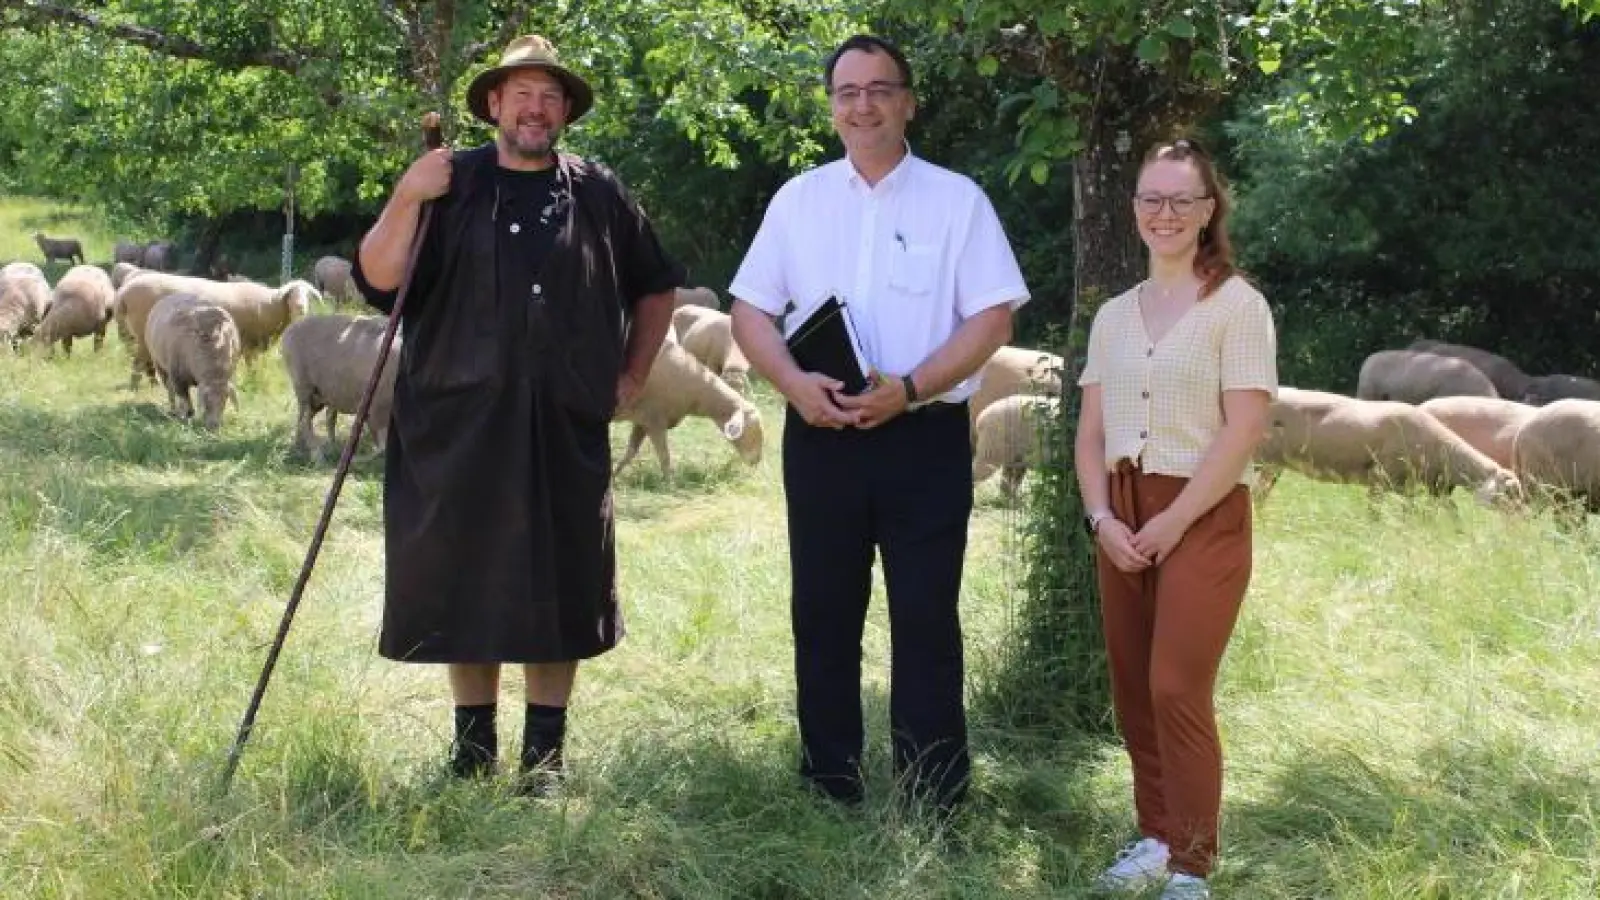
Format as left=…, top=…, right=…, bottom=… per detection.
left=827, top=81, right=907, bottom=105
left=1133, top=193, right=1211, bottom=216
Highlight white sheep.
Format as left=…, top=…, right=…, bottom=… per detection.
left=111, top=262, right=144, bottom=289
left=143, top=292, right=242, bottom=431
left=1408, top=339, right=1531, bottom=399
left=676, top=308, right=751, bottom=393
left=1258, top=387, right=1520, bottom=504
left=115, top=273, right=315, bottom=388
left=969, top=345, right=1064, bottom=438
left=972, top=394, right=1059, bottom=500
left=614, top=339, right=764, bottom=479
left=35, top=265, right=115, bottom=355
left=1509, top=399, right=1600, bottom=510
left=671, top=303, right=720, bottom=341
left=1417, top=396, right=1536, bottom=469
left=312, top=256, right=359, bottom=304
left=279, top=314, right=401, bottom=459
left=1521, top=373, right=1600, bottom=405
left=674, top=286, right=721, bottom=310
left=33, top=233, right=84, bottom=266
left=1356, top=349, right=1499, bottom=404
left=0, top=262, right=53, bottom=347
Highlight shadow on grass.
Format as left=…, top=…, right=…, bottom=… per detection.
left=194, top=717, right=1132, bottom=899
left=1224, top=737, right=1600, bottom=897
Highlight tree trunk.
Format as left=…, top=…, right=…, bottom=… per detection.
left=1068, top=121, right=1145, bottom=363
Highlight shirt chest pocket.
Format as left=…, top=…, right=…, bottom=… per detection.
left=888, top=242, right=940, bottom=295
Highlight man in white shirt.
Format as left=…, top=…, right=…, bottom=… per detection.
left=729, top=34, right=1029, bottom=812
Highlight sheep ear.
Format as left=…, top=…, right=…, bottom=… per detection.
left=722, top=411, right=745, bottom=441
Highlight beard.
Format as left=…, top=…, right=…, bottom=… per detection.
left=500, top=116, right=562, bottom=161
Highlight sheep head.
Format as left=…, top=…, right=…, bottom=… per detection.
left=720, top=405, right=764, bottom=465
left=197, top=383, right=231, bottom=431
left=275, top=280, right=318, bottom=322
left=1473, top=468, right=1524, bottom=508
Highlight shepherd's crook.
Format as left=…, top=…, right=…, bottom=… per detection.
left=220, top=113, right=445, bottom=794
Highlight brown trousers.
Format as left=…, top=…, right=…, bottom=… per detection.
left=1097, top=461, right=1252, bottom=877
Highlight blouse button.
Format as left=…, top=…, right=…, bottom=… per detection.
left=1146, top=347, right=1154, bottom=357
left=1139, top=430, right=1148, bottom=439
left=1141, top=391, right=1150, bottom=399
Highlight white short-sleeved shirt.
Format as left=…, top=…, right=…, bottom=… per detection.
left=1078, top=275, right=1278, bottom=481
left=729, top=150, right=1030, bottom=403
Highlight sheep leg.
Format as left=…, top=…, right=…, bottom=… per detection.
left=648, top=429, right=673, bottom=480
left=613, top=424, right=647, bottom=477
left=61, top=336, right=72, bottom=358
left=324, top=408, right=340, bottom=446
left=294, top=400, right=320, bottom=458
left=93, top=325, right=105, bottom=353
left=1000, top=466, right=1025, bottom=501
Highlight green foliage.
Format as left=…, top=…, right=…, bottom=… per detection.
left=1232, top=1, right=1600, bottom=388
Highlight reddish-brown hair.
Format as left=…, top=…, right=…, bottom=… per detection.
left=1141, top=138, right=1237, bottom=297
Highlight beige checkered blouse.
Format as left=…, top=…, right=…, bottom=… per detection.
left=1078, top=275, right=1278, bottom=481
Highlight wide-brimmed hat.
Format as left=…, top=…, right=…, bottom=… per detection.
left=465, top=35, right=594, bottom=125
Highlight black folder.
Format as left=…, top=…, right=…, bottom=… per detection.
left=786, top=295, right=871, bottom=395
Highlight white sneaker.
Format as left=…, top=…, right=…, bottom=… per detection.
left=1094, top=837, right=1171, bottom=893
left=1160, top=873, right=1210, bottom=899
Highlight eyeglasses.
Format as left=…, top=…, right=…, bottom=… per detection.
left=1133, top=193, right=1211, bottom=216
left=827, top=81, right=906, bottom=105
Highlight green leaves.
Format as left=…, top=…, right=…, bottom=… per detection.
left=1136, top=33, right=1169, bottom=64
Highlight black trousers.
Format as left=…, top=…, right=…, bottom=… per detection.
left=782, top=401, right=974, bottom=806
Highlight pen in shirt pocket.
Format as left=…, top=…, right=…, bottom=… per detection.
left=894, top=231, right=907, bottom=251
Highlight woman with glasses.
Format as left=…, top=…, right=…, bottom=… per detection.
left=1074, top=140, right=1278, bottom=899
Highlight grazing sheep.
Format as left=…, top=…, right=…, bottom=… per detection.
left=676, top=308, right=752, bottom=393
left=35, top=264, right=115, bottom=355
left=1258, top=387, right=1520, bottom=504
left=972, top=394, right=1058, bottom=500
left=0, top=262, right=53, bottom=347
left=280, top=314, right=401, bottom=459
left=1356, top=349, right=1499, bottom=404
left=1509, top=399, right=1600, bottom=509
left=1521, top=373, right=1600, bottom=405
left=312, top=256, right=359, bottom=304
left=671, top=303, right=721, bottom=341
left=143, top=292, right=241, bottom=431
left=33, top=233, right=84, bottom=265
left=969, top=345, right=1064, bottom=438
left=111, top=262, right=145, bottom=289
left=674, top=286, right=721, bottom=310
left=115, top=273, right=315, bottom=387
left=1409, top=339, right=1531, bottom=399
left=113, top=240, right=147, bottom=265
left=141, top=240, right=176, bottom=272
left=614, top=339, right=764, bottom=478
left=1417, top=396, right=1536, bottom=468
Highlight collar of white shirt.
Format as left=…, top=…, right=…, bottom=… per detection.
left=841, top=141, right=917, bottom=194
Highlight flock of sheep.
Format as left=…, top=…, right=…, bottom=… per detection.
left=13, top=245, right=1594, bottom=513
left=1257, top=342, right=1600, bottom=510
left=2, top=243, right=1070, bottom=498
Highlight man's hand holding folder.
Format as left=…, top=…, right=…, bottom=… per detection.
left=784, top=295, right=916, bottom=430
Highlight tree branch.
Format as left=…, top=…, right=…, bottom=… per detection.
left=462, top=4, right=533, bottom=66
left=6, top=1, right=312, bottom=73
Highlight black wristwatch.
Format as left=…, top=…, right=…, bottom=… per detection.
left=902, top=373, right=919, bottom=404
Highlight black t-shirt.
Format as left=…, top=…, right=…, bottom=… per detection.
left=494, top=164, right=564, bottom=305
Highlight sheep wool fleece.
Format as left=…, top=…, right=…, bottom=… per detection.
left=354, top=145, right=684, bottom=663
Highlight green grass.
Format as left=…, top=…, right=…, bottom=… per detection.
left=3, top=202, right=1599, bottom=898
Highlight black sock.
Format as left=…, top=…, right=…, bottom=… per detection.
left=521, top=703, right=567, bottom=773
left=450, top=703, right=498, bottom=778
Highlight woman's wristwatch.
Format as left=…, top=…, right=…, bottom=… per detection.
left=1085, top=509, right=1116, bottom=534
